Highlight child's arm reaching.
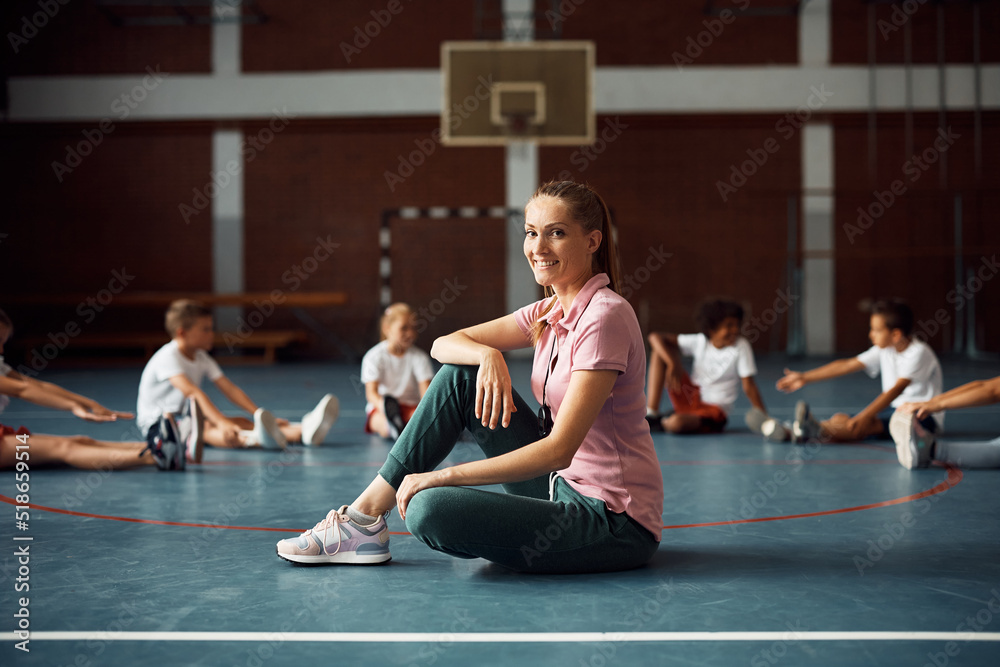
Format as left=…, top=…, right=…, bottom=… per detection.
left=213, top=376, right=259, bottom=416
left=900, top=376, right=1000, bottom=419
left=364, top=381, right=382, bottom=409
left=777, top=358, right=864, bottom=393
left=741, top=376, right=767, bottom=413
left=849, top=377, right=911, bottom=435
left=0, top=373, right=131, bottom=422
left=647, top=332, right=685, bottom=391
left=169, top=375, right=240, bottom=440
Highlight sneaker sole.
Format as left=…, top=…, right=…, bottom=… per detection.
left=256, top=409, right=286, bottom=450
left=889, top=410, right=920, bottom=470
left=275, top=550, right=391, bottom=565
left=304, top=395, right=339, bottom=446
left=187, top=400, right=204, bottom=464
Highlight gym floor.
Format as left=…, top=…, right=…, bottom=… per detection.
left=4, top=357, right=999, bottom=666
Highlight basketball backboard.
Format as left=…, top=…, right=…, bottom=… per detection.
left=441, top=41, right=595, bottom=146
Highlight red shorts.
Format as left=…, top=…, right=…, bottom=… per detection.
left=667, top=372, right=728, bottom=433
left=364, top=403, right=418, bottom=434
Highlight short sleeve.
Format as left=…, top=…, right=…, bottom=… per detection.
left=154, top=349, right=186, bottom=382
left=736, top=338, right=757, bottom=378
left=513, top=297, right=555, bottom=339
left=199, top=351, right=224, bottom=382
left=896, top=344, right=930, bottom=382
left=570, top=304, right=630, bottom=373
left=856, top=346, right=881, bottom=378
left=413, top=349, right=435, bottom=382
left=676, top=333, right=702, bottom=358
left=360, top=347, right=382, bottom=384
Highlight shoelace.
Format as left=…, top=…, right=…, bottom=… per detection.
left=305, top=508, right=346, bottom=556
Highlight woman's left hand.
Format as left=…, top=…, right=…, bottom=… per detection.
left=396, top=470, right=447, bottom=521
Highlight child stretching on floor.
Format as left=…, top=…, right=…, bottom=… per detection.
left=0, top=308, right=160, bottom=471
left=890, top=376, right=1000, bottom=469
left=771, top=299, right=943, bottom=443
left=361, top=303, right=435, bottom=439
left=136, top=300, right=339, bottom=455
left=646, top=299, right=767, bottom=434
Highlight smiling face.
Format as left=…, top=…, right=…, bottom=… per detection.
left=523, top=196, right=601, bottom=292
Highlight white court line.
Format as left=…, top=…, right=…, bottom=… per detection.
left=14, top=631, right=1000, bottom=643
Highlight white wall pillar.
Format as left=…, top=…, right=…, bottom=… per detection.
left=503, top=0, right=539, bottom=319
left=211, top=1, right=243, bottom=330
left=799, top=0, right=835, bottom=354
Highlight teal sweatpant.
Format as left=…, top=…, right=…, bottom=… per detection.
left=377, top=364, right=660, bottom=573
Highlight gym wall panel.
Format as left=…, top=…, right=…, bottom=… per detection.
left=830, top=0, right=1000, bottom=65
left=242, top=0, right=477, bottom=72
left=833, top=112, right=1000, bottom=354
left=540, top=114, right=798, bottom=353
left=553, top=0, right=798, bottom=67
left=241, top=117, right=505, bottom=356
left=1, top=123, right=213, bottom=347
left=2, top=0, right=211, bottom=75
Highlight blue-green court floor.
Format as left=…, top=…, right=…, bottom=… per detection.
left=3, top=357, right=1000, bottom=666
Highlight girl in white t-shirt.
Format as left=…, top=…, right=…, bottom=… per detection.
left=361, top=303, right=435, bottom=439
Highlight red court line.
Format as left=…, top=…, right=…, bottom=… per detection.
left=0, top=467, right=961, bottom=536
left=663, top=466, right=963, bottom=530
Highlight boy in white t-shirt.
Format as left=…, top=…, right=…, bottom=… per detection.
left=361, top=303, right=435, bottom=439
left=773, top=299, right=943, bottom=443
left=136, top=300, right=339, bottom=458
left=646, top=299, right=768, bottom=434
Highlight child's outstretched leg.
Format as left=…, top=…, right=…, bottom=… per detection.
left=818, top=412, right=883, bottom=442
left=934, top=437, right=1000, bottom=469
left=1, top=433, right=154, bottom=470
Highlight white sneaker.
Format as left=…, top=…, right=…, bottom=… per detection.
left=889, top=410, right=934, bottom=470
left=302, top=394, right=339, bottom=446
left=185, top=399, right=204, bottom=463
left=761, top=418, right=791, bottom=443
left=254, top=408, right=287, bottom=450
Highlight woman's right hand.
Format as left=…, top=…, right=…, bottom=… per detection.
left=476, top=349, right=517, bottom=430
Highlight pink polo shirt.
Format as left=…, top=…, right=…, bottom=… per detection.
left=514, top=273, right=664, bottom=540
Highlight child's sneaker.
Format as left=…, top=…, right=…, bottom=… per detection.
left=254, top=408, right=287, bottom=450
left=301, top=394, right=339, bottom=446
left=889, top=409, right=935, bottom=470
left=761, top=418, right=791, bottom=442
left=276, top=505, right=391, bottom=564
left=143, top=414, right=185, bottom=471
left=177, top=399, right=205, bottom=463
left=791, top=400, right=822, bottom=443
left=745, top=407, right=769, bottom=435
left=383, top=395, right=405, bottom=440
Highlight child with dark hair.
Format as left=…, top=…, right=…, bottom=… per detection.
left=646, top=299, right=767, bottom=434
left=770, top=299, right=943, bottom=443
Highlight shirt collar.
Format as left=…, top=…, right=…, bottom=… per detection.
left=543, top=273, right=611, bottom=332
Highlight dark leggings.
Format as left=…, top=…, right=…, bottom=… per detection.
left=377, top=364, right=659, bottom=573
